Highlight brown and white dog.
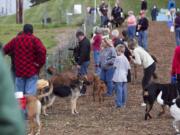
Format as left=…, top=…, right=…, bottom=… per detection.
left=27, top=80, right=53, bottom=135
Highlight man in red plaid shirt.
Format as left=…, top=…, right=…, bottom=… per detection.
left=3, top=24, right=46, bottom=96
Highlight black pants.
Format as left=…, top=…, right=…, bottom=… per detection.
left=142, top=62, right=156, bottom=90
left=177, top=74, right=180, bottom=94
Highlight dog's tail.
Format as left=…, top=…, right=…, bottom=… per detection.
left=151, top=54, right=158, bottom=63
left=37, top=81, right=54, bottom=100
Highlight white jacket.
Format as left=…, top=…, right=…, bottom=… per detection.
left=132, top=46, right=154, bottom=68
left=112, top=54, right=131, bottom=82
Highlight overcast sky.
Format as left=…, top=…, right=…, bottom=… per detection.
left=0, top=0, right=31, bottom=15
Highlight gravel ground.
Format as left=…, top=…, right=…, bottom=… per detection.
left=39, top=22, right=177, bottom=135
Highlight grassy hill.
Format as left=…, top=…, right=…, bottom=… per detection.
left=0, top=0, right=179, bottom=24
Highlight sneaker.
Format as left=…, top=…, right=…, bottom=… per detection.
left=141, top=102, right=146, bottom=107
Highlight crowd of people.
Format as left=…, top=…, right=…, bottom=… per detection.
left=75, top=0, right=180, bottom=108
left=0, top=0, right=180, bottom=133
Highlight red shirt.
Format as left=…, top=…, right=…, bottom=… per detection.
left=172, top=46, right=180, bottom=75
left=3, top=33, right=46, bottom=78
left=92, top=34, right=102, bottom=51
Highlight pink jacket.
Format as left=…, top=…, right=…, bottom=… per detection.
left=127, top=15, right=137, bottom=26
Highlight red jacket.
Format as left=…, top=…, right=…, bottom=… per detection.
left=3, top=33, right=46, bottom=78
left=172, top=46, right=180, bottom=75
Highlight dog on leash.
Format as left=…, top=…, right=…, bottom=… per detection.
left=143, top=82, right=177, bottom=120
left=93, top=74, right=107, bottom=103
left=27, top=80, right=53, bottom=135
left=40, top=79, right=84, bottom=115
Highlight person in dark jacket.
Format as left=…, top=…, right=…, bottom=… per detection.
left=3, top=24, right=46, bottom=96
left=151, top=5, right=158, bottom=21
left=111, top=29, right=132, bottom=61
left=141, top=0, right=147, bottom=11
left=111, top=3, right=123, bottom=28
left=99, top=0, right=108, bottom=27
left=76, top=31, right=91, bottom=76
left=137, top=11, right=149, bottom=50
left=175, top=11, right=180, bottom=46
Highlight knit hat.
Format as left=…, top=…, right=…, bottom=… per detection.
left=111, top=29, right=119, bottom=38
left=128, top=10, right=134, bottom=15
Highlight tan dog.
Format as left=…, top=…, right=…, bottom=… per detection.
left=93, top=74, right=107, bottom=103
left=27, top=80, right=53, bottom=135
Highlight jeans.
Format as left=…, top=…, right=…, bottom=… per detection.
left=128, top=26, right=136, bottom=39
left=100, top=67, right=115, bottom=96
left=93, top=50, right=101, bottom=76
left=79, top=61, right=90, bottom=76
left=114, top=82, right=127, bottom=107
left=138, top=30, right=148, bottom=50
left=101, top=16, right=108, bottom=27
left=15, top=75, right=38, bottom=96
left=175, top=27, right=180, bottom=46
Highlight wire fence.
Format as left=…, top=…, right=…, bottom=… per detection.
left=42, top=8, right=95, bottom=79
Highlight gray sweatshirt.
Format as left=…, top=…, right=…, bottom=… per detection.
left=100, top=46, right=117, bottom=70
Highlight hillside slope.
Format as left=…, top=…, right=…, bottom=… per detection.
left=0, top=0, right=179, bottom=24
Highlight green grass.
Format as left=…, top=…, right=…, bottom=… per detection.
left=121, top=0, right=180, bottom=16
left=0, top=24, right=74, bottom=49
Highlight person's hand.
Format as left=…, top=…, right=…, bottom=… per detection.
left=77, top=65, right=81, bottom=69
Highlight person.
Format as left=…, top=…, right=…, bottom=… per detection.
left=111, top=3, right=123, bottom=28
left=172, top=46, right=180, bottom=94
left=141, top=0, right=147, bottom=12
left=76, top=31, right=91, bottom=94
left=168, top=0, right=176, bottom=10
left=111, top=29, right=132, bottom=61
left=127, top=11, right=137, bottom=39
left=128, top=39, right=156, bottom=106
left=175, top=11, right=180, bottom=46
left=3, top=24, right=46, bottom=96
left=151, top=5, right=158, bottom=21
left=112, top=44, right=131, bottom=108
left=91, top=27, right=103, bottom=76
left=99, top=0, right=108, bottom=27
left=168, top=0, right=176, bottom=22
left=0, top=52, right=25, bottom=135
left=137, top=11, right=149, bottom=50
left=100, top=39, right=116, bottom=96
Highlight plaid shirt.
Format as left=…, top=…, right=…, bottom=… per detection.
left=3, top=33, right=46, bottom=78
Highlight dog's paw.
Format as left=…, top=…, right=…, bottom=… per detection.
left=43, top=113, right=49, bottom=116
left=35, top=132, right=40, bottom=135
left=75, top=111, right=79, bottom=114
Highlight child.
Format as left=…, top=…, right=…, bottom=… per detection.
left=112, top=44, right=131, bottom=108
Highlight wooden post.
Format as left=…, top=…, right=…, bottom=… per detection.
left=16, top=0, right=23, bottom=24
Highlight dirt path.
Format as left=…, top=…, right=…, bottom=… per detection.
left=40, top=22, right=177, bottom=135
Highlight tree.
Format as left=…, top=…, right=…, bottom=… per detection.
left=30, top=0, right=50, bottom=6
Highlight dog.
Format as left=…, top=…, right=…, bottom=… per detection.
left=143, top=82, right=177, bottom=120
left=27, top=80, right=53, bottom=135
left=39, top=79, right=84, bottom=116
left=169, top=97, right=180, bottom=133
left=93, top=74, right=107, bottom=103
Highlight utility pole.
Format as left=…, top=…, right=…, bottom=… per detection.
left=16, top=0, right=23, bottom=24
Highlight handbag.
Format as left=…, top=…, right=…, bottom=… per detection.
left=127, top=69, right=131, bottom=83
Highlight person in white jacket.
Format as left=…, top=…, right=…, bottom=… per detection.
left=128, top=39, right=157, bottom=106
left=112, top=44, right=131, bottom=108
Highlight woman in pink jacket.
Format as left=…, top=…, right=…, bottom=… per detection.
left=127, top=11, right=137, bottom=39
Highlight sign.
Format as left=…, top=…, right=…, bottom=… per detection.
left=74, top=4, right=82, bottom=14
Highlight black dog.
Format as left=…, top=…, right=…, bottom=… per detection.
left=143, top=82, right=178, bottom=120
